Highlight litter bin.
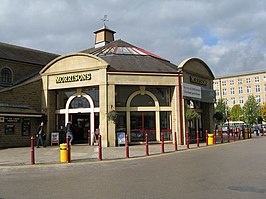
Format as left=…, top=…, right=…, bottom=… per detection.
left=208, top=134, right=214, bottom=145
left=60, top=143, right=68, bottom=163
left=244, top=129, right=249, bottom=139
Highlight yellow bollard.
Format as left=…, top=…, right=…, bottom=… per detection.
left=208, top=134, right=214, bottom=145
left=60, top=143, right=68, bottom=163
left=244, top=129, right=249, bottom=139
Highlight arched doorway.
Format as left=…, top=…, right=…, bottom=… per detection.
left=126, top=90, right=161, bottom=142
left=57, top=93, right=100, bottom=145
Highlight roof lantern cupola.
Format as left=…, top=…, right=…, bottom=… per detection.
left=94, top=15, right=116, bottom=48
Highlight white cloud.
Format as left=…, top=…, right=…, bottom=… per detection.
left=1, top=0, right=266, bottom=76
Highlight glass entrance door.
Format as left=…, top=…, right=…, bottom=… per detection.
left=130, top=112, right=156, bottom=142
left=71, top=113, right=90, bottom=144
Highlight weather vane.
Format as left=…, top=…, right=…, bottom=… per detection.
left=101, top=15, right=109, bottom=27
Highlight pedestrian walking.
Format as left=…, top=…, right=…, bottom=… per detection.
left=36, top=122, right=46, bottom=147
left=66, top=121, right=74, bottom=145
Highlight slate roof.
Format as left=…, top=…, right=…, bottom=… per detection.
left=0, top=103, right=42, bottom=115
left=0, top=42, right=59, bottom=66
left=81, top=39, right=178, bottom=73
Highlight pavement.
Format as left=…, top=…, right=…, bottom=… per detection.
left=0, top=134, right=263, bottom=167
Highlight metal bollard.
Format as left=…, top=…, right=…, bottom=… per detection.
left=227, top=129, right=230, bottom=143
left=125, top=134, right=129, bottom=158
left=98, top=135, right=102, bottom=160
left=206, top=130, right=208, bottom=146
left=214, top=130, right=216, bottom=145
left=30, top=136, right=35, bottom=165
left=196, top=130, right=199, bottom=147
left=238, top=128, right=241, bottom=140
left=66, top=136, right=71, bottom=163
left=221, top=131, right=224, bottom=143
left=186, top=131, right=189, bottom=149
left=174, top=132, right=178, bottom=151
left=145, top=133, right=149, bottom=156
left=161, top=133, right=165, bottom=153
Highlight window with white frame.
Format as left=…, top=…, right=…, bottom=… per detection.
left=231, top=97, right=235, bottom=105
left=230, top=80, right=234, bottom=85
left=225, top=99, right=228, bottom=105
left=222, top=81, right=226, bottom=86
left=230, top=88, right=235, bottom=95
left=264, top=84, right=266, bottom=92
left=255, top=95, right=261, bottom=103
left=247, top=86, right=251, bottom=93
left=214, top=82, right=219, bottom=87
left=222, top=88, right=227, bottom=96
left=238, top=87, right=243, bottom=94
left=255, top=85, right=261, bottom=92
left=264, top=76, right=266, bottom=82
left=254, top=76, right=260, bottom=83
left=246, top=78, right=251, bottom=84
left=238, top=79, right=242, bottom=85
left=239, top=96, right=244, bottom=104
left=215, top=90, right=219, bottom=96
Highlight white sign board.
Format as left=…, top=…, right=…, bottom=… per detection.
left=51, top=132, right=60, bottom=145
left=183, top=83, right=201, bottom=99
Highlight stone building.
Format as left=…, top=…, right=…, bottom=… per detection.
left=0, top=26, right=215, bottom=148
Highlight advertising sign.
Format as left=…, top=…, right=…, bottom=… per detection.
left=51, top=132, right=60, bottom=145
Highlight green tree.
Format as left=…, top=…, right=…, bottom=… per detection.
left=214, top=99, right=228, bottom=123
left=260, top=102, right=266, bottom=122
left=242, top=95, right=260, bottom=125
left=230, top=104, right=243, bottom=121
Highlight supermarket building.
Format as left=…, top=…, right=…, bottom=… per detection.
left=0, top=26, right=216, bottom=147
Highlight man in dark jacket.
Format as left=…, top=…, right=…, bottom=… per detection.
left=36, top=122, right=46, bottom=147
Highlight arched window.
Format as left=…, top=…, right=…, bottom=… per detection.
left=0, top=68, right=12, bottom=83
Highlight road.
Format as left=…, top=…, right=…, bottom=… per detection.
left=1, top=137, right=266, bottom=199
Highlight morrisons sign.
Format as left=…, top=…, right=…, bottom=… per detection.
left=56, top=73, right=91, bottom=84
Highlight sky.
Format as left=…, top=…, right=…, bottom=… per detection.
left=1, top=0, right=266, bottom=76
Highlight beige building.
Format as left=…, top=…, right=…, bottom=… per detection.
left=0, top=26, right=216, bottom=148
left=214, top=70, right=266, bottom=108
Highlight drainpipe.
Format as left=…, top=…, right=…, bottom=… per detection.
left=178, top=72, right=184, bottom=145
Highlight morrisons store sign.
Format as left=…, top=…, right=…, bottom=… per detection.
left=56, top=73, right=91, bottom=84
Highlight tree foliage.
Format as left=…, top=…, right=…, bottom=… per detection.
left=260, top=102, right=266, bottom=122
left=242, top=95, right=260, bottom=125
left=214, top=99, right=228, bottom=123
left=230, top=104, right=243, bottom=121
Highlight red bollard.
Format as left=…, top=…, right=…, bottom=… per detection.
left=227, top=129, right=230, bottom=143
left=30, top=136, right=35, bottom=165
left=98, top=135, right=102, bottom=160
left=233, top=129, right=236, bottom=141
left=88, top=130, right=91, bottom=146
left=196, top=130, right=199, bottom=147
left=125, top=134, right=129, bottom=158
left=262, top=128, right=264, bottom=136
left=214, top=130, right=216, bottom=145
left=238, top=128, right=241, bottom=140
left=186, top=131, right=189, bottom=149
left=221, top=131, right=224, bottom=143
left=161, top=133, right=165, bottom=153
left=174, top=132, right=178, bottom=151
left=206, top=130, right=208, bottom=146
left=66, top=136, right=71, bottom=163
left=145, top=133, right=149, bottom=156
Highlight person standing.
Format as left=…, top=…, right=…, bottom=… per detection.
left=36, top=122, right=46, bottom=148
left=66, top=121, right=74, bottom=145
